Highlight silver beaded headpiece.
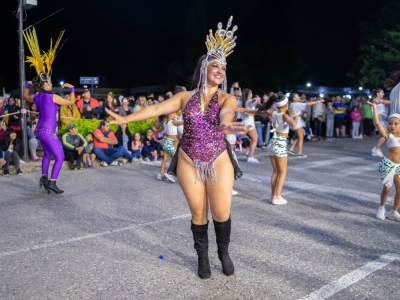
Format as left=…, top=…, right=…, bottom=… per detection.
left=195, top=16, right=238, bottom=101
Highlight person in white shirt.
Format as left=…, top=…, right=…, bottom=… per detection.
left=241, top=88, right=260, bottom=163
left=312, top=96, right=326, bottom=139
left=371, top=88, right=391, bottom=157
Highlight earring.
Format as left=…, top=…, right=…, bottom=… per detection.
left=222, top=78, right=227, bottom=94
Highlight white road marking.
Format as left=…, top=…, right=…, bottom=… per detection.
left=291, top=156, right=365, bottom=170
left=299, top=253, right=400, bottom=300
left=241, top=174, right=393, bottom=204
left=0, top=213, right=191, bottom=258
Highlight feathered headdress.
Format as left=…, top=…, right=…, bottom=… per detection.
left=23, top=27, right=66, bottom=76
left=195, top=16, right=238, bottom=100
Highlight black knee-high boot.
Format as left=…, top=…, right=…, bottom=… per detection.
left=191, top=221, right=211, bottom=279
left=213, top=217, right=234, bottom=276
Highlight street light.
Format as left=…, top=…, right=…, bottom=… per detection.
left=60, top=81, right=64, bottom=86
left=359, top=87, right=363, bottom=90
left=306, top=83, right=311, bottom=87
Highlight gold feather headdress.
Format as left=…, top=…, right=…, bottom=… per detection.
left=23, top=27, right=66, bottom=77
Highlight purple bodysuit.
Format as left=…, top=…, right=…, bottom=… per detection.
left=181, top=91, right=226, bottom=182
left=34, top=93, right=64, bottom=180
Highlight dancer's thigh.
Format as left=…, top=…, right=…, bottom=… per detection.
left=176, top=148, right=207, bottom=224
left=206, top=151, right=234, bottom=222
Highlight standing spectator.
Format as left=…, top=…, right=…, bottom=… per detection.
left=371, top=89, right=391, bottom=157
left=0, top=97, right=5, bottom=121
left=362, top=97, right=373, bottom=137
left=134, top=96, right=147, bottom=113
left=83, top=132, right=96, bottom=168
left=27, top=117, right=41, bottom=161
left=165, top=91, right=173, bottom=100
left=325, top=100, right=335, bottom=140
left=157, top=95, right=165, bottom=104
left=303, top=95, right=312, bottom=119
left=254, top=95, right=264, bottom=148
left=118, top=97, right=135, bottom=117
left=1, top=129, right=23, bottom=176
left=104, top=92, right=119, bottom=118
left=7, top=97, right=22, bottom=140
left=142, top=128, right=161, bottom=161
left=261, top=93, right=272, bottom=146
left=61, top=123, right=87, bottom=170
left=93, top=120, right=124, bottom=166
left=312, top=96, right=325, bottom=139
left=350, top=106, right=362, bottom=139
left=60, top=94, right=81, bottom=129
left=128, top=95, right=136, bottom=107
left=94, top=99, right=105, bottom=119
left=230, top=81, right=242, bottom=96
left=333, top=95, right=347, bottom=138
left=76, top=89, right=100, bottom=119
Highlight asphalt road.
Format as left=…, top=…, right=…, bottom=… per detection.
left=0, top=136, right=399, bottom=300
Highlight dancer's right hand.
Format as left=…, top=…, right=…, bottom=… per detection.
left=107, top=108, right=126, bottom=125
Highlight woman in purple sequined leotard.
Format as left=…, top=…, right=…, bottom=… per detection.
left=23, top=73, right=76, bottom=194
left=107, top=17, right=245, bottom=279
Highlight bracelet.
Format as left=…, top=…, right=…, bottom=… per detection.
left=25, top=82, right=31, bottom=89
left=70, top=87, right=75, bottom=93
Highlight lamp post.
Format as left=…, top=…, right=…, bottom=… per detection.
left=18, top=0, right=29, bottom=162
left=306, top=82, right=311, bottom=87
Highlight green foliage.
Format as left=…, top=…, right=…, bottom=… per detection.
left=57, top=119, right=153, bottom=137
left=348, top=1, right=400, bottom=88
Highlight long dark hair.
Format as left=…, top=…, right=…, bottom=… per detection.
left=32, top=73, right=52, bottom=94
left=2, top=129, right=20, bottom=152
left=288, top=92, right=298, bottom=102
left=371, top=88, right=383, bottom=99
left=258, top=92, right=287, bottom=112
left=190, top=54, right=207, bottom=90
left=384, top=71, right=400, bottom=91
left=241, top=88, right=252, bottom=108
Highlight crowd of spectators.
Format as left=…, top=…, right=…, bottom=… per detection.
left=0, top=82, right=389, bottom=175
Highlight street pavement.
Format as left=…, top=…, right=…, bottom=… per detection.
left=0, top=136, right=399, bottom=300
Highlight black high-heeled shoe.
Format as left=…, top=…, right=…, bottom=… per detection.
left=39, top=175, right=49, bottom=190
left=47, top=180, right=64, bottom=194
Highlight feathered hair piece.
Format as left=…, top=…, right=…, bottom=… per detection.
left=23, top=27, right=66, bottom=76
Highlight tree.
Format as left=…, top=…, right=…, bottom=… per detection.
left=348, top=1, right=400, bottom=88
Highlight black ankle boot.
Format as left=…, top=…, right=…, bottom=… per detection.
left=47, top=180, right=64, bottom=194
left=213, top=217, right=234, bottom=276
left=39, top=175, right=49, bottom=189
left=191, top=221, right=211, bottom=279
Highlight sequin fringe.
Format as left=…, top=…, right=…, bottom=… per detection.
left=193, top=160, right=217, bottom=183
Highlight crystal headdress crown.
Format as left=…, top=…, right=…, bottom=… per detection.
left=205, top=16, right=238, bottom=65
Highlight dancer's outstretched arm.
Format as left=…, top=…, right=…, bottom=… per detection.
left=236, top=107, right=271, bottom=116
left=108, top=92, right=187, bottom=125
left=306, top=99, right=325, bottom=106
left=53, top=84, right=75, bottom=106
left=368, top=101, right=389, bottom=140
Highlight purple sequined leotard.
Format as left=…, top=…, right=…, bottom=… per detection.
left=34, top=93, right=64, bottom=180
left=180, top=91, right=226, bottom=182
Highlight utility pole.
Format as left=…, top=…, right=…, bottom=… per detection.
left=18, top=0, right=28, bottom=162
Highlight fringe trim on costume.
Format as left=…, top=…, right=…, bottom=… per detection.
left=193, top=160, right=217, bottom=183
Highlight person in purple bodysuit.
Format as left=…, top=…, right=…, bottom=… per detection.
left=24, top=74, right=75, bottom=194
left=107, top=17, right=245, bottom=279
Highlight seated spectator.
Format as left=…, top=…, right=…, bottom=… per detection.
left=134, top=96, right=147, bottom=113
left=93, top=120, right=124, bottom=167
left=1, top=129, right=23, bottom=176
left=27, top=117, right=41, bottom=161
left=60, top=94, right=81, bottom=129
left=0, top=120, right=7, bottom=159
left=61, top=123, right=87, bottom=170
left=76, top=89, right=100, bottom=119
left=115, top=123, right=137, bottom=162
left=83, top=132, right=96, bottom=168
left=131, top=132, right=143, bottom=159
left=142, top=128, right=161, bottom=161
left=0, top=97, right=5, bottom=121
left=118, top=97, right=135, bottom=117
left=28, top=102, right=39, bottom=125
left=104, top=92, right=119, bottom=118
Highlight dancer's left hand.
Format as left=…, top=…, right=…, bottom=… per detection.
left=220, top=122, right=246, bottom=134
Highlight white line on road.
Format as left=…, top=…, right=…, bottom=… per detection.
left=291, top=156, right=365, bottom=170
left=241, top=174, right=393, bottom=204
left=0, top=213, right=191, bottom=258
left=299, top=252, right=400, bottom=300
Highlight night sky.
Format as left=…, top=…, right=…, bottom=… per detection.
left=0, top=0, right=386, bottom=91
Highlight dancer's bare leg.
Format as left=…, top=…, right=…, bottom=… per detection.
left=394, top=176, right=400, bottom=211
left=296, top=128, right=305, bottom=155
left=248, top=128, right=258, bottom=157
left=274, top=157, right=288, bottom=196
left=269, top=156, right=278, bottom=196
